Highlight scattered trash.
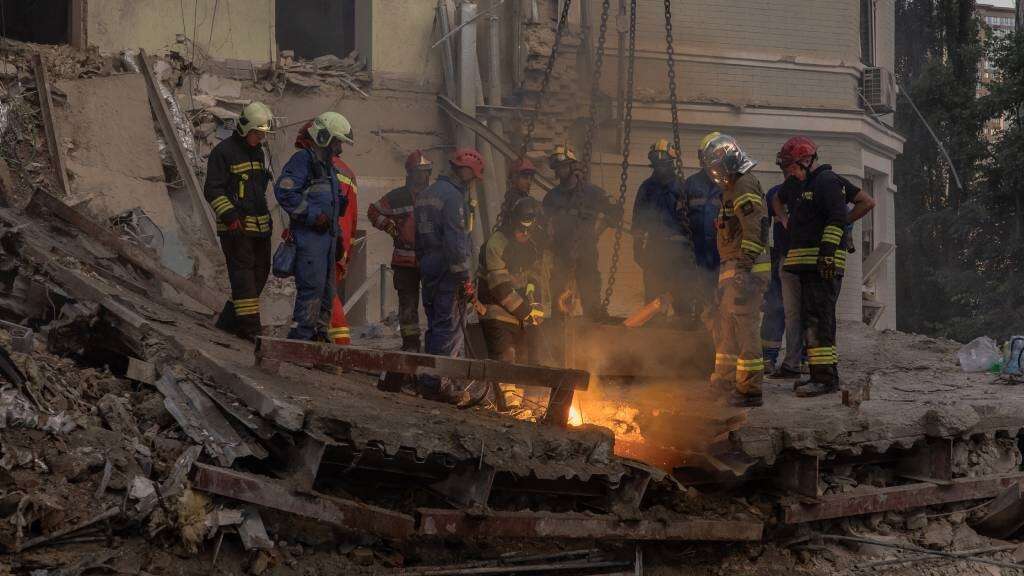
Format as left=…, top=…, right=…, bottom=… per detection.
left=958, top=336, right=1002, bottom=372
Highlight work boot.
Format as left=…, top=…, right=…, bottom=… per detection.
left=401, top=335, right=421, bottom=353
left=727, top=391, right=764, bottom=408
left=795, top=380, right=839, bottom=398
left=770, top=366, right=802, bottom=380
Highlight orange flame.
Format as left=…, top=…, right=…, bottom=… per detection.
left=568, top=404, right=583, bottom=427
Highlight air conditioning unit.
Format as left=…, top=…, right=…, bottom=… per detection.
left=862, top=67, right=897, bottom=114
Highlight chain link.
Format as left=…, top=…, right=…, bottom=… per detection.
left=601, top=0, right=637, bottom=310
left=493, top=0, right=573, bottom=233
left=580, top=0, right=611, bottom=181
left=664, top=0, right=692, bottom=240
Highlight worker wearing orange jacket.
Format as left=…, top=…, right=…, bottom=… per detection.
left=294, top=120, right=359, bottom=344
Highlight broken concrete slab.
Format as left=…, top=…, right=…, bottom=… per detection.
left=197, top=73, right=242, bottom=99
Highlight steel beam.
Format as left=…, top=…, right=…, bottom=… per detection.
left=192, top=463, right=415, bottom=539
left=782, top=473, right=1024, bottom=524
left=897, top=437, right=953, bottom=485
left=417, top=509, right=763, bottom=542
left=256, top=337, right=589, bottom=392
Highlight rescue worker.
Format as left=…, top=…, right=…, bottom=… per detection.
left=772, top=137, right=876, bottom=394
left=542, top=144, right=622, bottom=320
left=631, top=139, right=697, bottom=326
left=760, top=183, right=787, bottom=371
left=274, top=111, right=353, bottom=341
left=368, top=150, right=433, bottom=352
left=414, top=148, right=485, bottom=403
left=293, top=119, right=359, bottom=345
left=499, top=158, right=538, bottom=227
left=684, top=133, right=724, bottom=274
left=205, top=101, right=275, bottom=341
left=478, top=196, right=547, bottom=364
left=701, top=134, right=771, bottom=407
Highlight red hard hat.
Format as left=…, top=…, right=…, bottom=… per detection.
left=405, top=150, right=433, bottom=172
left=777, top=136, right=819, bottom=166
left=509, top=157, right=536, bottom=176
left=450, top=148, right=485, bottom=180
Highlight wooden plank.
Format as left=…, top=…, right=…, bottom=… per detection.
left=31, top=53, right=72, bottom=197
left=26, top=188, right=224, bottom=313
left=862, top=242, right=895, bottom=284
left=417, top=508, right=763, bottom=542
left=783, top=473, right=1024, bottom=524
left=256, top=336, right=590, bottom=392
left=137, top=49, right=219, bottom=244
left=192, top=463, right=415, bottom=539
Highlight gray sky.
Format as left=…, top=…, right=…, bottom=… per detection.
left=982, top=0, right=1014, bottom=8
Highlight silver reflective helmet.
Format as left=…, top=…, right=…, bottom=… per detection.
left=699, top=133, right=757, bottom=187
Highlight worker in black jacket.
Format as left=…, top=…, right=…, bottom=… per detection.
left=774, top=137, right=847, bottom=397
left=204, top=102, right=274, bottom=341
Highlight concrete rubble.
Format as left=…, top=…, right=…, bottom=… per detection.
left=0, top=37, right=1019, bottom=576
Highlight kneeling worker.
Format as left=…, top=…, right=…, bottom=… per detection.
left=478, top=196, right=547, bottom=364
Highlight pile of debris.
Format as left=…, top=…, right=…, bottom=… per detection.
left=272, top=50, right=370, bottom=94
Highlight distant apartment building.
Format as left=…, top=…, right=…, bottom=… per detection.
left=978, top=2, right=1017, bottom=140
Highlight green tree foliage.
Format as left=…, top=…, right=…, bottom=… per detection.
left=894, top=0, right=990, bottom=341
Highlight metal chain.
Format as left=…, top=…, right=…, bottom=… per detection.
left=601, top=0, right=637, bottom=310
left=664, top=0, right=692, bottom=240
left=559, top=0, right=611, bottom=317
left=580, top=0, right=611, bottom=181
left=494, top=0, right=574, bottom=233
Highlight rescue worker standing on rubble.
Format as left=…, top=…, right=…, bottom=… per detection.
left=293, top=119, right=359, bottom=345
left=205, top=101, right=275, bottom=342
left=773, top=137, right=874, bottom=396
left=684, top=133, right=724, bottom=275
left=274, top=111, right=353, bottom=341
left=478, top=196, right=547, bottom=364
left=542, top=144, right=622, bottom=320
left=369, top=150, right=434, bottom=352
left=414, top=148, right=485, bottom=404
left=631, top=139, right=698, bottom=326
left=701, top=134, right=771, bottom=407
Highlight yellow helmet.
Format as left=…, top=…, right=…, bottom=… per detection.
left=308, top=111, right=355, bottom=147
left=648, top=138, right=679, bottom=164
left=237, top=101, right=273, bottom=134
left=548, top=143, right=577, bottom=168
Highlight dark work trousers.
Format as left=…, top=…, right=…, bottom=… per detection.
left=393, top=266, right=422, bottom=351
left=550, top=250, right=602, bottom=320
left=217, top=234, right=271, bottom=339
left=799, top=271, right=842, bottom=386
left=760, top=247, right=785, bottom=369
left=480, top=319, right=526, bottom=363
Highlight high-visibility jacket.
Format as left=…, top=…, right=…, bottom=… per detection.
left=717, top=171, right=769, bottom=270
left=204, top=133, right=273, bottom=236
left=477, top=226, right=546, bottom=325
left=779, top=165, right=849, bottom=275
left=368, top=185, right=419, bottom=268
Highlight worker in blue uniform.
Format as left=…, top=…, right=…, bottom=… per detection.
left=274, top=111, right=353, bottom=341
left=683, top=132, right=725, bottom=317
left=414, top=148, right=486, bottom=404
left=631, top=139, right=698, bottom=326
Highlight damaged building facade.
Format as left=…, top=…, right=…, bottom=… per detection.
left=23, top=0, right=901, bottom=330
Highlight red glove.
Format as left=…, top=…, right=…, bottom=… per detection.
left=460, top=280, right=476, bottom=303
left=225, top=218, right=243, bottom=235
left=313, top=213, right=331, bottom=233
